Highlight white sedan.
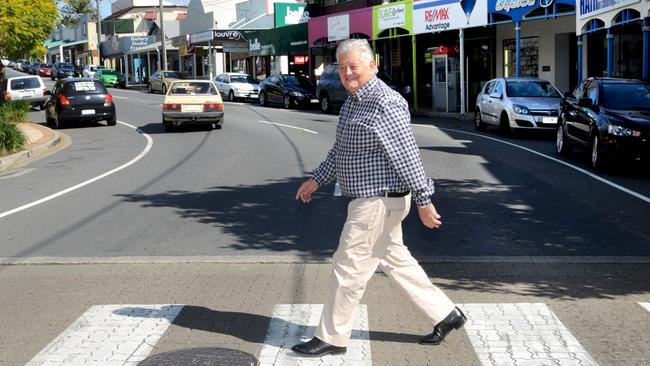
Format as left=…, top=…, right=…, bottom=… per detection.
left=214, top=72, right=260, bottom=102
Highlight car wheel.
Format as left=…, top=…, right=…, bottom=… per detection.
left=499, top=112, right=512, bottom=135
left=45, top=111, right=54, bottom=126
left=164, top=122, right=174, bottom=132
left=39, top=103, right=46, bottom=111
left=53, top=114, right=65, bottom=129
left=228, top=90, right=235, bottom=102
left=162, top=84, right=167, bottom=94
left=474, top=109, right=486, bottom=131
left=591, top=133, right=608, bottom=171
left=555, top=123, right=572, bottom=156
left=320, top=94, right=331, bottom=113
left=148, top=84, right=153, bottom=93
left=107, top=115, right=117, bottom=126
left=283, top=95, right=291, bottom=109
left=259, top=92, right=267, bottom=106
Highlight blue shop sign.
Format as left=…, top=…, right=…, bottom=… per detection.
left=488, top=0, right=575, bottom=21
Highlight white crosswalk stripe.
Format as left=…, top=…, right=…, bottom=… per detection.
left=26, top=304, right=183, bottom=366
left=461, top=303, right=598, bottom=366
left=638, top=302, right=650, bottom=313
left=258, top=304, right=371, bottom=366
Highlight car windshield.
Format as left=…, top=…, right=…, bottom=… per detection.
left=283, top=75, right=313, bottom=88
left=164, top=71, right=189, bottom=79
left=601, top=82, right=650, bottom=110
left=506, top=81, right=561, bottom=98
left=64, top=80, right=107, bottom=95
left=11, top=78, right=40, bottom=89
left=170, top=82, right=217, bottom=95
left=102, top=69, right=118, bottom=76
left=231, top=75, right=258, bottom=84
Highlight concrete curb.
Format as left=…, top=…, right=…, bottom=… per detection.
left=0, top=123, right=62, bottom=173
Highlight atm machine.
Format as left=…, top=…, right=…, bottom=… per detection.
left=430, top=46, right=459, bottom=113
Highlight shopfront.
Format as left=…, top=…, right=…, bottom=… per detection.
left=308, top=7, right=373, bottom=79
left=101, top=36, right=156, bottom=85
left=247, top=23, right=310, bottom=80
left=489, top=0, right=577, bottom=93
left=577, top=0, right=649, bottom=81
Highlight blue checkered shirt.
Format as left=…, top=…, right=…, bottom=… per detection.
left=312, top=76, right=435, bottom=207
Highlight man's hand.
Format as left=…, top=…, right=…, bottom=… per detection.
left=296, top=179, right=319, bottom=203
left=418, top=203, right=442, bottom=229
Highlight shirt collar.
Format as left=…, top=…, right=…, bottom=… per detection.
left=350, top=76, right=379, bottom=102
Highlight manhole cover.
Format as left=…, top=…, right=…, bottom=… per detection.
left=138, top=347, right=258, bottom=366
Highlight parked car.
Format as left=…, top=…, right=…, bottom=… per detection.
left=162, top=80, right=224, bottom=132
left=259, top=74, right=318, bottom=109
left=95, top=68, right=122, bottom=88
left=27, top=62, right=41, bottom=75
left=82, top=65, right=102, bottom=78
left=557, top=77, right=650, bottom=170
left=214, top=72, right=260, bottom=102
left=18, top=60, right=31, bottom=72
left=3, top=75, right=49, bottom=109
left=37, top=63, right=53, bottom=78
left=52, top=62, right=77, bottom=80
left=44, top=78, right=116, bottom=129
left=149, top=70, right=189, bottom=94
left=474, top=77, right=563, bottom=133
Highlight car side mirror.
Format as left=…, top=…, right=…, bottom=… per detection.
left=578, top=97, right=594, bottom=109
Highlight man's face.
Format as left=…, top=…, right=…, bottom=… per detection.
left=338, top=49, right=376, bottom=94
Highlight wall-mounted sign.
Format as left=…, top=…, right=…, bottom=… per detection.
left=578, top=0, right=639, bottom=19
left=294, top=55, right=309, bottom=64
left=489, top=0, right=574, bottom=22
left=275, top=3, right=310, bottom=27
left=191, top=30, right=214, bottom=43
left=328, top=14, right=350, bottom=42
left=413, top=0, right=487, bottom=35
left=378, top=3, right=407, bottom=29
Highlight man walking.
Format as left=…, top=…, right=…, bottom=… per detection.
left=291, top=39, right=466, bottom=357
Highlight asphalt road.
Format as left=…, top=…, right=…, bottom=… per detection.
left=1, top=70, right=650, bottom=261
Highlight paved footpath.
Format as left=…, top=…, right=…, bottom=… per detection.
left=1, top=262, right=649, bottom=366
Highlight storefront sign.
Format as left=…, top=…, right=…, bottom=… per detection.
left=294, top=55, right=308, bottom=64
left=578, top=0, right=640, bottom=19
left=378, top=4, right=407, bottom=29
left=214, top=31, right=247, bottom=41
left=191, top=30, right=215, bottom=43
left=328, top=14, right=350, bottom=42
left=275, top=3, right=310, bottom=27
left=413, top=0, right=487, bottom=34
left=489, top=0, right=574, bottom=21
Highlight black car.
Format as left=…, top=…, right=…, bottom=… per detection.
left=259, top=74, right=318, bottom=109
left=45, top=78, right=116, bottom=129
left=52, top=62, right=77, bottom=80
left=557, top=77, right=650, bottom=170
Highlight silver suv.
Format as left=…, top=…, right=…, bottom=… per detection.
left=475, top=77, right=563, bottom=133
left=316, top=63, right=347, bottom=113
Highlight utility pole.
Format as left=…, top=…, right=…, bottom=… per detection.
left=96, top=0, right=102, bottom=64
left=159, top=0, right=167, bottom=70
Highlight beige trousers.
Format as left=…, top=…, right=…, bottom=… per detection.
left=315, top=194, right=456, bottom=347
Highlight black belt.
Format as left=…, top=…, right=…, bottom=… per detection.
left=381, top=190, right=410, bottom=198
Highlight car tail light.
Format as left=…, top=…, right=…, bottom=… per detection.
left=104, top=94, right=113, bottom=104
left=59, top=95, right=70, bottom=106
left=163, top=103, right=181, bottom=111
left=4, top=92, right=11, bottom=102
left=204, top=103, right=224, bottom=111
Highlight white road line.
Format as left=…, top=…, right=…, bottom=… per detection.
left=258, top=304, right=371, bottom=366
left=461, top=303, right=598, bottom=366
left=638, top=302, right=650, bottom=313
left=26, top=304, right=183, bottom=366
left=413, top=124, right=650, bottom=204
left=0, top=121, right=153, bottom=219
left=112, top=95, right=129, bottom=99
left=257, top=120, right=318, bottom=134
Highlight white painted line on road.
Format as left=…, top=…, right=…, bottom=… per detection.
left=413, top=124, right=650, bottom=204
left=258, top=120, right=318, bottom=134
left=112, top=95, right=129, bottom=99
left=26, top=304, right=183, bottom=365
left=258, top=304, right=371, bottom=366
left=461, top=303, right=598, bottom=366
left=0, top=121, right=153, bottom=219
left=638, top=302, right=650, bottom=313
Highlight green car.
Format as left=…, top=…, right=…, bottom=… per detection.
left=96, top=68, right=124, bottom=88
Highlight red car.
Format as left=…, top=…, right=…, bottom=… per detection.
left=37, top=63, right=53, bottom=77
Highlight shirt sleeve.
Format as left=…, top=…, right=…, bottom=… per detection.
left=376, top=98, right=435, bottom=207
left=312, top=146, right=337, bottom=186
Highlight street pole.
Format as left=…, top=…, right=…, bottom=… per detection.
left=96, top=0, right=102, bottom=65
left=159, top=0, right=167, bottom=70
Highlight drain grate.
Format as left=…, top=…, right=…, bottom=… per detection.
left=138, top=347, right=258, bottom=366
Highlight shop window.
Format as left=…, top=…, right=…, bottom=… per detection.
left=503, top=37, right=538, bottom=78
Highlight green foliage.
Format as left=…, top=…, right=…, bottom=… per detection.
left=0, top=119, right=26, bottom=155
left=0, top=0, right=59, bottom=60
left=58, top=0, right=96, bottom=27
left=0, top=100, right=31, bottom=124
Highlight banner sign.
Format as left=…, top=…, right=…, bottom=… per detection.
left=412, top=0, right=487, bottom=35
left=488, top=0, right=576, bottom=22
left=578, top=0, right=640, bottom=19
left=328, top=14, right=350, bottom=42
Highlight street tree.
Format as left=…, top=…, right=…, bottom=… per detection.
left=58, top=0, right=96, bottom=27
left=0, top=0, right=58, bottom=100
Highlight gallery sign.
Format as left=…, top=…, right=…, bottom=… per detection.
left=412, top=0, right=487, bottom=35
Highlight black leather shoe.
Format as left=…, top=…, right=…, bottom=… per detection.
left=419, top=307, right=467, bottom=345
left=291, top=337, right=347, bottom=357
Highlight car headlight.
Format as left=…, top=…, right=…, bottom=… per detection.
left=512, top=104, right=531, bottom=115
left=608, top=123, right=641, bottom=137
left=290, top=91, right=304, bottom=98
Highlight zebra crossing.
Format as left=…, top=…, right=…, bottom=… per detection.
left=24, top=302, right=650, bottom=366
